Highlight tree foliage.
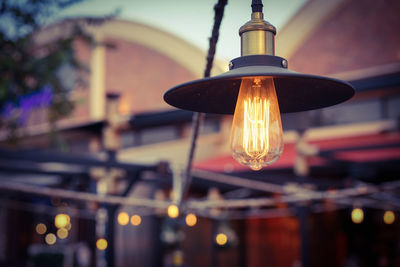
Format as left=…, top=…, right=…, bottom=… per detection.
left=0, top=0, right=110, bottom=147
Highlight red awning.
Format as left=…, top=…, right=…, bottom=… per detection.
left=194, top=132, right=400, bottom=172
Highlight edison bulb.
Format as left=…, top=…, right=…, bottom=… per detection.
left=230, top=77, right=283, bottom=170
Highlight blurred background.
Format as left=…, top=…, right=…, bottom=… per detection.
left=0, top=0, right=399, bottom=266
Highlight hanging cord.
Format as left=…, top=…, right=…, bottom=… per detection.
left=251, top=0, right=263, bottom=12
left=179, top=0, right=228, bottom=204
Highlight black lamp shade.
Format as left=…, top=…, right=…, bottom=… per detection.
left=164, top=55, right=355, bottom=114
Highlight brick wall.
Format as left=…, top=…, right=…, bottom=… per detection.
left=105, top=38, right=196, bottom=114
left=288, top=0, right=400, bottom=75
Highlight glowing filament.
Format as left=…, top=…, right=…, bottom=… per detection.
left=243, top=97, right=270, bottom=159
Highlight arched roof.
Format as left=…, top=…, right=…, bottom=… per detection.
left=36, top=18, right=227, bottom=78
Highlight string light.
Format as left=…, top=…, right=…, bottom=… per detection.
left=45, top=233, right=57, bottom=245
left=131, top=214, right=142, bottom=226
left=168, top=205, right=179, bottom=218
left=351, top=208, right=364, bottom=224
left=96, top=238, right=108, bottom=250
left=55, top=214, right=70, bottom=229
left=117, top=212, right=130, bottom=226
left=216, top=233, right=228, bottom=246
left=383, top=210, right=395, bottom=225
left=185, top=213, right=197, bottom=227
left=57, top=228, right=68, bottom=239
left=35, top=223, right=47, bottom=235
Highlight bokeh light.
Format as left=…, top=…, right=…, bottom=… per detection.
left=57, top=228, right=68, bottom=239
left=65, top=223, right=72, bottom=231
left=55, top=214, right=70, bottom=229
left=173, top=250, right=184, bottom=266
left=216, top=233, right=228, bottom=246
left=118, top=99, right=131, bottom=115
left=117, top=212, right=130, bottom=226
left=168, top=205, right=179, bottom=218
left=185, top=213, right=197, bottom=227
left=35, top=223, right=47, bottom=235
left=130, top=214, right=142, bottom=226
left=351, top=208, right=364, bottom=224
left=45, top=233, right=57, bottom=245
left=383, top=210, right=395, bottom=224
left=96, top=238, right=108, bottom=250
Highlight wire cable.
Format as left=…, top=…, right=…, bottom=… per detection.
left=180, top=0, right=228, bottom=204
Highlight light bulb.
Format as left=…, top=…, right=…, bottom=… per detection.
left=351, top=208, right=364, bottom=224
left=230, top=77, right=283, bottom=170
left=383, top=210, right=395, bottom=224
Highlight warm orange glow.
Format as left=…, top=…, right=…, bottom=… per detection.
left=384, top=210, right=395, bottom=224
left=351, top=208, right=364, bottom=224
left=57, top=228, right=68, bottom=239
left=243, top=97, right=270, bottom=158
left=131, top=214, right=142, bottom=226
left=118, top=212, right=130, bottom=226
left=96, top=238, right=108, bottom=250
left=168, top=205, right=179, bottom=218
left=216, top=233, right=228, bottom=246
left=55, top=214, right=70, bottom=229
left=185, top=213, right=197, bottom=227
left=45, top=233, right=57, bottom=245
left=35, top=223, right=47, bottom=235
left=173, top=250, right=184, bottom=266
left=118, top=99, right=131, bottom=115
left=230, top=77, right=283, bottom=170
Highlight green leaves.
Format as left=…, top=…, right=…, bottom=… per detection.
left=0, top=0, right=86, bottom=146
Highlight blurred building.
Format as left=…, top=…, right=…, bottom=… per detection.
left=1, top=0, right=400, bottom=266
left=0, top=18, right=226, bottom=151
left=0, top=18, right=226, bottom=266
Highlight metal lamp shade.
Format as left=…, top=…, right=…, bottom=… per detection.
left=164, top=55, right=355, bottom=114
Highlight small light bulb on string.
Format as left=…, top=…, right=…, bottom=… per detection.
left=117, top=212, right=130, bottom=226
left=216, top=233, right=228, bottom=246
left=45, top=233, right=57, bottom=245
left=96, top=238, right=108, bottom=250
left=55, top=214, right=70, bottom=229
left=168, top=204, right=179, bottom=218
left=215, top=222, right=238, bottom=246
left=131, top=214, right=142, bottom=226
left=57, top=228, right=68, bottom=239
left=185, top=213, right=197, bottom=227
left=351, top=208, right=364, bottom=224
left=36, top=223, right=47, bottom=235
left=383, top=210, right=395, bottom=225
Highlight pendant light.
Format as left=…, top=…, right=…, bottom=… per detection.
left=164, top=0, right=354, bottom=171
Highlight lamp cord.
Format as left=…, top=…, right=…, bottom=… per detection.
left=181, top=0, right=228, bottom=204
left=252, top=0, right=263, bottom=13
left=251, top=0, right=263, bottom=12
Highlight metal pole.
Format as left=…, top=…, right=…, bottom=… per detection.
left=298, top=205, right=309, bottom=267
left=103, top=94, right=120, bottom=267
left=152, top=217, right=164, bottom=267
left=105, top=205, right=117, bottom=267
left=211, top=219, right=218, bottom=267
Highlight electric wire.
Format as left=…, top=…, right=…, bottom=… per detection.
left=0, top=181, right=169, bottom=209
left=181, top=0, right=228, bottom=204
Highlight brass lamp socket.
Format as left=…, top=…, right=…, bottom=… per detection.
left=239, top=12, right=276, bottom=56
